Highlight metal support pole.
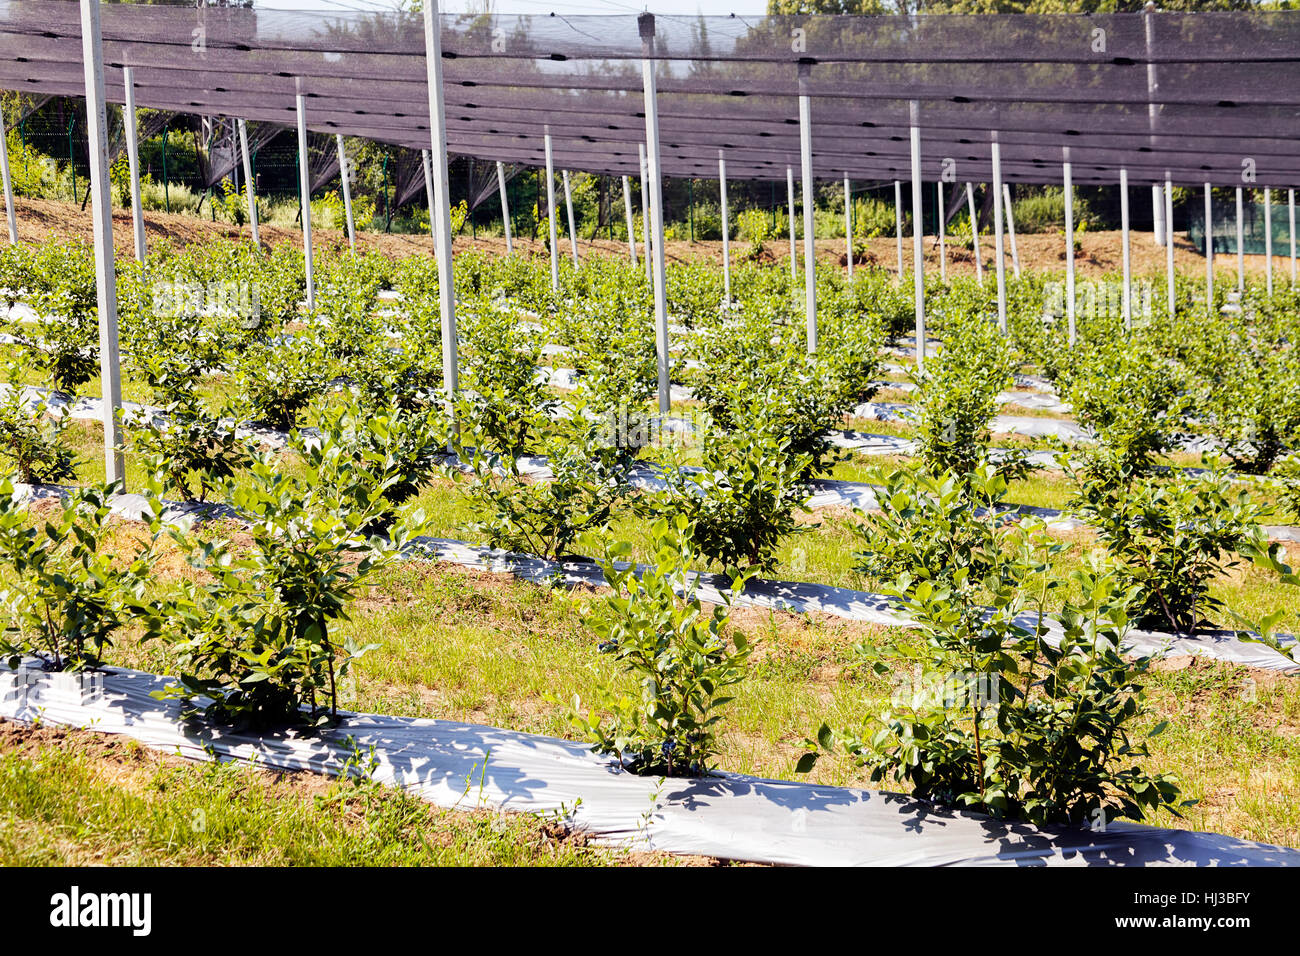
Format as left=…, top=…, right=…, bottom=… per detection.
left=909, top=113, right=925, bottom=370
left=1002, top=182, right=1020, bottom=278
left=1204, top=182, right=1214, bottom=314
left=544, top=132, right=559, bottom=292
left=688, top=177, right=694, bottom=243
left=638, top=142, right=651, bottom=281
left=1153, top=185, right=1165, bottom=247
left=894, top=180, right=904, bottom=281
left=80, top=0, right=124, bottom=485
left=237, top=118, right=259, bottom=248
left=966, top=182, right=982, bottom=285
left=937, top=181, right=946, bottom=283
left=0, top=104, right=13, bottom=243
left=1145, top=1, right=1163, bottom=253
left=296, top=92, right=315, bottom=315
left=786, top=166, right=797, bottom=282
left=336, top=134, right=355, bottom=251
left=1291, top=188, right=1297, bottom=288
left=561, top=169, right=579, bottom=267
left=1165, top=173, right=1175, bottom=316
left=640, top=13, right=671, bottom=417
left=69, top=114, right=77, bottom=204
left=1264, top=186, right=1273, bottom=295
left=719, top=151, right=731, bottom=303
left=423, top=0, right=458, bottom=406
left=421, top=148, right=436, bottom=242
left=991, top=139, right=1007, bottom=332
left=844, top=175, right=853, bottom=279
left=1121, top=168, right=1132, bottom=330
left=799, top=78, right=817, bottom=354
left=1064, top=157, right=1075, bottom=344
left=1236, top=185, right=1245, bottom=291
left=621, top=174, right=636, bottom=266
left=497, top=161, right=513, bottom=255
left=382, top=152, right=390, bottom=232
left=122, top=66, right=144, bottom=261
left=0, top=97, right=16, bottom=244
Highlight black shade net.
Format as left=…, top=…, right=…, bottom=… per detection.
left=2, top=3, right=1299, bottom=187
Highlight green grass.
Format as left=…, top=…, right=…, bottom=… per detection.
left=76, top=557, right=1300, bottom=850
left=44, top=414, right=1300, bottom=635
left=0, top=719, right=687, bottom=866
left=5, top=290, right=1300, bottom=855
left=320, top=567, right=1300, bottom=846
left=0, top=344, right=232, bottom=410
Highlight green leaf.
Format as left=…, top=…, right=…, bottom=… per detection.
left=816, top=722, right=834, bottom=752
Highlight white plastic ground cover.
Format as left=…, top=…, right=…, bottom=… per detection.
left=826, top=428, right=1065, bottom=469
left=536, top=365, right=697, bottom=404
left=538, top=366, right=1072, bottom=418
left=852, top=399, right=1094, bottom=443
left=17, top=435, right=1294, bottom=547
left=2, top=378, right=1291, bottom=540
left=2, top=662, right=1294, bottom=867
left=804, top=479, right=1090, bottom=532
left=999, top=392, right=1073, bottom=413
left=826, top=427, right=1282, bottom=485
left=403, top=537, right=1299, bottom=673
left=32, top=465, right=1300, bottom=550
left=886, top=337, right=945, bottom=359
left=883, top=361, right=1056, bottom=395
left=518, top=456, right=1086, bottom=530
left=931, top=500, right=1300, bottom=544
left=0, top=382, right=162, bottom=425
left=0, top=382, right=309, bottom=451
left=13, top=470, right=1300, bottom=667
left=622, top=463, right=1088, bottom=532
left=477, top=464, right=1300, bottom=543
left=9, top=481, right=241, bottom=526
left=870, top=379, right=1073, bottom=414
left=986, top=414, right=1089, bottom=443
left=2, top=302, right=41, bottom=324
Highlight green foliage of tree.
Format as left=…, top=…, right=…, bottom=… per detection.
left=572, top=516, right=754, bottom=777
left=148, top=439, right=424, bottom=730
left=0, top=481, right=156, bottom=673
left=809, top=464, right=1190, bottom=827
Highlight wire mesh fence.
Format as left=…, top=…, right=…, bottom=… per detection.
left=1189, top=198, right=1300, bottom=257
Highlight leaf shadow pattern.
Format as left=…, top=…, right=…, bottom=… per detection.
left=3, top=661, right=1295, bottom=867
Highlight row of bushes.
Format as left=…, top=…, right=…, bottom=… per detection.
left=0, top=432, right=1210, bottom=833
left=885, top=307, right=1297, bottom=640
left=2, top=420, right=1225, bottom=832
left=0, top=402, right=428, bottom=727
left=3, top=236, right=1298, bottom=838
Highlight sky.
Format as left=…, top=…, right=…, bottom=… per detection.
left=254, top=0, right=772, bottom=17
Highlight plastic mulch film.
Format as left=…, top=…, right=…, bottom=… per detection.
left=2, top=661, right=1297, bottom=866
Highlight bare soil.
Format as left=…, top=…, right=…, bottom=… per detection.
left=10, top=194, right=1292, bottom=281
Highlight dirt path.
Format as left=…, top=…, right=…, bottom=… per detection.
left=8, top=194, right=1294, bottom=281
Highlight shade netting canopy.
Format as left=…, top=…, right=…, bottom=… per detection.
left=2, top=2, right=1299, bottom=187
